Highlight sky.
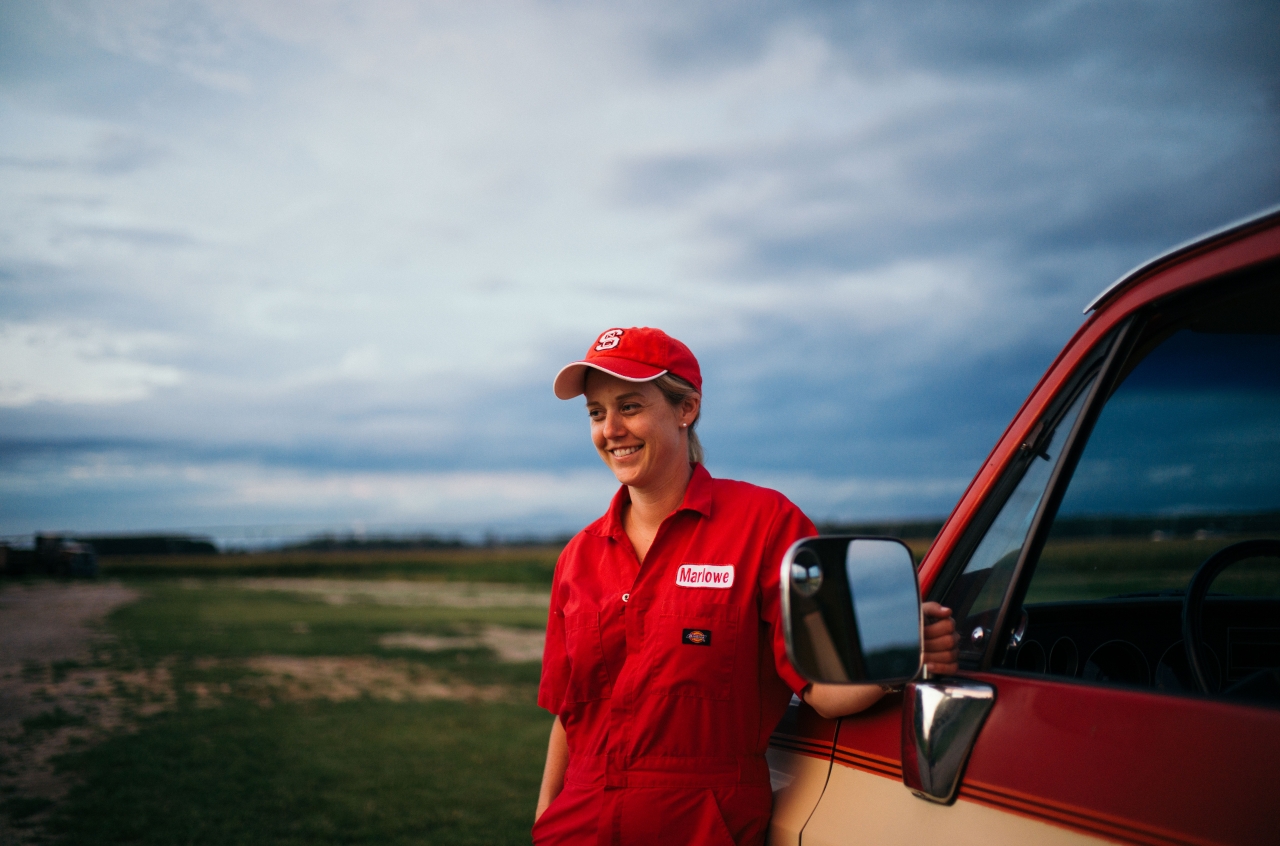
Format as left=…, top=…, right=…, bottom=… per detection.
left=1, top=1, right=1277, bottom=544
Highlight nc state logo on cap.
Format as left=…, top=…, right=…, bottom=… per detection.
left=594, top=329, right=624, bottom=351
left=552, top=325, right=702, bottom=400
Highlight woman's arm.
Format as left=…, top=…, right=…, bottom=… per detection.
left=802, top=602, right=962, bottom=719
left=535, top=716, right=568, bottom=821
left=803, top=682, right=886, bottom=719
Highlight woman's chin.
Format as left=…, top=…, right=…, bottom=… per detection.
left=609, top=467, right=643, bottom=487
left=606, top=460, right=650, bottom=488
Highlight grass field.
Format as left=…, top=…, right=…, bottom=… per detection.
left=3, top=552, right=560, bottom=845
left=46, top=699, right=549, bottom=845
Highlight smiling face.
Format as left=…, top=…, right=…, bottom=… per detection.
left=584, top=370, right=700, bottom=491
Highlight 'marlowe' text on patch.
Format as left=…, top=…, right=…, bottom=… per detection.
left=675, top=564, right=735, bottom=588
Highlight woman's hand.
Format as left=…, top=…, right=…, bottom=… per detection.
left=921, top=601, right=960, bottom=674
left=803, top=603, right=960, bottom=719
left=535, top=717, right=568, bottom=822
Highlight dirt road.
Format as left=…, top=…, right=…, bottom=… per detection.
left=0, top=581, right=141, bottom=844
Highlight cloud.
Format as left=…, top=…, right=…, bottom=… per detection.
left=0, top=323, right=183, bottom=407
left=0, top=0, right=1276, bottom=536
left=0, top=440, right=971, bottom=539
left=0, top=445, right=619, bottom=539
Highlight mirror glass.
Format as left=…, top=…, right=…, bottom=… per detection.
left=846, top=539, right=922, bottom=680
left=783, top=536, right=922, bottom=685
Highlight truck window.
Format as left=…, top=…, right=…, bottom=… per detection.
left=1011, top=276, right=1280, bottom=700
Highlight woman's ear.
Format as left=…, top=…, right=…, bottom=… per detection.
left=681, top=393, right=701, bottom=426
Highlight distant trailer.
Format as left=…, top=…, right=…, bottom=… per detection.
left=0, top=535, right=99, bottom=577
left=35, top=535, right=99, bottom=577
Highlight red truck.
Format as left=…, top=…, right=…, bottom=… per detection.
left=768, top=205, right=1280, bottom=845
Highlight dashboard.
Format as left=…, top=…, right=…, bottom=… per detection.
left=999, top=596, right=1280, bottom=704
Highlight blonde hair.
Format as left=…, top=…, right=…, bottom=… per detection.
left=652, top=372, right=704, bottom=465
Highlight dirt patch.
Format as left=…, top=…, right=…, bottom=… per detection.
left=233, top=578, right=550, bottom=608
left=0, top=581, right=144, bottom=844
left=479, top=626, right=546, bottom=663
left=229, top=656, right=510, bottom=705
left=0, top=581, right=138, bottom=668
left=378, top=626, right=545, bottom=663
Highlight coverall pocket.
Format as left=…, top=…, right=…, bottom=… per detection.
left=564, top=611, right=611, bottom=702
left=702, top=790, right=741, bottom=846
left=649, top=601, right=739, bottom=700
left=616, top=787, right=742, bottom=846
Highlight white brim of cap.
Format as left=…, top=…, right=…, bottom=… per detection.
left=553, top=361, right=669, bottom=400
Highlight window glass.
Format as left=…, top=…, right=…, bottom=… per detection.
left=942, top=381, right=1094, bottom=664
left=1012, top=280, right=1280, bottom=701
left=1027, top=330, right=1280, bottom=603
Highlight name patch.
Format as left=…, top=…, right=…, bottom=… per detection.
left=675, top=564, right=735, bottom=588
left=682, top=628, right=712, bottom=646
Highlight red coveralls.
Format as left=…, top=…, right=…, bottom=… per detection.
left=534, top=464, right=815, bottom=846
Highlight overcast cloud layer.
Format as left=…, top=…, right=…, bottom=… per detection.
left=2, top=1, right=1277, bottom=542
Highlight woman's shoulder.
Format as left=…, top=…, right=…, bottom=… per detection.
left=705, top=473, right=803, bottom=516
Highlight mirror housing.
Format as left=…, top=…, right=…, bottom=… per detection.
left=781, top=536, right=923, bottom=685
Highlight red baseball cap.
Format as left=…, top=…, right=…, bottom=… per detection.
left=553, top=327, right=702, bottom=400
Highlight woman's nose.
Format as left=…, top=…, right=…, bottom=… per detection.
left=601, top=410, right=627, bottom=438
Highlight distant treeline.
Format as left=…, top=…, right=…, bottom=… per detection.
left=16, top=531, right=573, bottom=557
left=10, top=509, right=1280, bottom=562
left=77, top=535, right=219, bottom=556
left=288, top=534, right=467, bottom=551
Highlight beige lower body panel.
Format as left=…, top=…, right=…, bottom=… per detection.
left=766, top=747, right=831, bottom=846
left=800, top=764, right=1107, bottom=846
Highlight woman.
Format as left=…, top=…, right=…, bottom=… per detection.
left=534, top=327, right=959, bottom=846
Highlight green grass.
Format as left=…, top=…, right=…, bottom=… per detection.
left=45, top=699, right=549, bottom=846
left=11, top=575, right=555, bottom=845
left=4, top=796, right=54, bottom=823
left=22, top=707, right=89, bottom=734
left=110, top=582, right=546, bottom=670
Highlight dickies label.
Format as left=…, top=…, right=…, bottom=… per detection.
left=675, top=564, right=734, bottom=588
left=682, top=628, right=712, bottom=646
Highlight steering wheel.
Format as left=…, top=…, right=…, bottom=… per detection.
left=1182, top=538, right=1280, bottom=694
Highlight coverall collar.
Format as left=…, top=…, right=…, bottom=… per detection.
left=590, top=463, right=713, bottom=540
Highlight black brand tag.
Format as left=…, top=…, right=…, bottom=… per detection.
left=682, top=628, right=712, bottom=646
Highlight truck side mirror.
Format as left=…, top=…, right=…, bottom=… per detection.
left=781, top=536, right=922, bottom=685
